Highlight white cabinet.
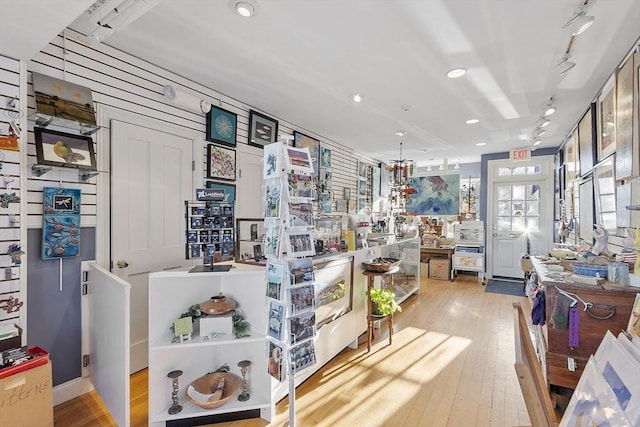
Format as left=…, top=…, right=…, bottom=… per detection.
left=148, top=265, right=273, bottom=426
left=453, top=221, right=485, bottom=278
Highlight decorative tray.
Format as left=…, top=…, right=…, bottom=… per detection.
left=362, top=257, right=401, bottom=272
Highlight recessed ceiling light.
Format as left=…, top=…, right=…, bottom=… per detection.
left=475, top=142, right=486, bottom=146
left=235, top=1, right=254, bottom=17
left=446, top=68, right=467, bottom=79
left=466, top=118, right=479, bottom=124
left=350, top=93, right=363, bottom=103
left=395, top=130, right=406, bottom=136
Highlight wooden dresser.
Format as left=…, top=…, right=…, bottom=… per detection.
left=532, top=258, right=637, bottom=390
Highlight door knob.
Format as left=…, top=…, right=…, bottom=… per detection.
left=492, top=233, right=498, bottom=237
left=117, top=260, right=129, bottom=268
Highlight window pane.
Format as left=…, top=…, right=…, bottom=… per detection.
left=512, top=202, right=524, bottom=216
left=527, top=165, right=542, bottom=174
left=498, top=167, right=512, bottom=176
left=512, top=217, right=525, bottom=232
left=512, top=185, right=525, bottom=200
left=600, top=194, right=616, bottom=211
left=601, top=213, right=617, bottom=231
left=527, top=201, right=539, bottom=215
left=526, top=217, right=539, bottom=232
left=513, top=166, right=526, bottom=175
left=498, top=217, right=511, bottom=231
left=526, top=184, right=540, bottom=200
left=498, top=186, right=511, bottom=200
left=498, top=201, right=511, bottom=215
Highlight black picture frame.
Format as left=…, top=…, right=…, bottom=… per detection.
left=206, top=144, right=236, bottom=181
left=206, top=105, right=237, bottom=147
left=34, top=127, right=97, bottom=170
left=248, top=110, right=278, bottom=148
left=577, top=103, right=596, bottom=176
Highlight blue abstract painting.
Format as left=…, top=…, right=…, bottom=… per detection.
left=406, top=175, right=460, bottom=215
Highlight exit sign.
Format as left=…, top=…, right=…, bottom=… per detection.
left=510, top=148, right=531, bottom=161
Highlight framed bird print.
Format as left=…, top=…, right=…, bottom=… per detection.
left=34, top=127, right=97, bottom=170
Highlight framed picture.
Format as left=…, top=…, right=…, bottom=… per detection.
left=206, top=144, right=236, bottom=180
left=293, top=131, right=320, bottom=176
left=358, top=178, right=367, bottom=196
left=593, top=155, right=617, bottom=234
left=358, top=160, right=367, bottom=178
left=205, top=181, right=236, bottom=204
left=336, top=199, right=347, bottom=212
left=285, top=146, right=313, bottom=174
left=597, top=75, right=616, bottom=162
left=371, top=165, right=381, bottom=198
left=347, top=200, right=356, bottom=213
left=320, top=146, right=331, bottom=168
left=564, top=133, right=577, bottom=184
left=319, top=193, right=331, bottom=214
left=615, top=54, right=635, bottom=180
left=34, top=127, right=97, bottom=170
left=206, top=105, right=237, bottom=146
left=248, top=110, right=278, bottom=148
left=343, top=188, right=351, bottom=199
left=578, top=177, right=594, bottom=243
left=577, top=104, right=596, bottom=176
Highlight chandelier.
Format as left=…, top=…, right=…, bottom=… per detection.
left=387, top=142, right=415, bottom=209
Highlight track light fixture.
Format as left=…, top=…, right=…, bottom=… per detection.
left=543, top=99, right=556, bottom=117
left=563, top=6, right=595, bottom=36
left=556, top=54, right=576, bottom=75
left=537, top=118, right=550, bottom=128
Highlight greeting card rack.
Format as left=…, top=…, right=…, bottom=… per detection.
left=263, top=140, right=318, bottom=427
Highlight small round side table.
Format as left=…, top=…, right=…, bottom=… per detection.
left=363, top=266, right=400, bottom=352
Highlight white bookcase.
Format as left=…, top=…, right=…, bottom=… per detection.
left=147, top=265, right=273, bottom=426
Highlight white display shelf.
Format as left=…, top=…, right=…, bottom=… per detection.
left=150, top=332, right=266, bottom=351
left=150, top=395, right=271, bottom=423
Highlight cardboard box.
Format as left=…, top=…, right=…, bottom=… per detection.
left=0, top=361, right=53, bottom=427
left=429, top=259, right=450, bottom=280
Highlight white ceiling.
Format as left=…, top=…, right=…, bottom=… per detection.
left=5, top=0, right=640, bottom=166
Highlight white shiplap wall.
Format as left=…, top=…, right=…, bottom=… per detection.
left=0, top=55, right=23, bottom=330
left=25, top=30, right=383, bottom=230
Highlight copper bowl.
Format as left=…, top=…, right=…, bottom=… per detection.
left=199, top=295, right=237, bottom=315
left=185, top=372, right=242, bottom=410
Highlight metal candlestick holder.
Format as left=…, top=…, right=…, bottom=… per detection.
left=237, top=360, right=251, bottom=401
left=167, top=369, right=183, bottom=414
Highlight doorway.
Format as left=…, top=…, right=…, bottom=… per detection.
left=99, top=110, right=200, bottom=373
left=486, top=157, right=554, bottom=279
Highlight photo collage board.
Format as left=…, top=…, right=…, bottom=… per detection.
left=263, top=141, right=318, bottom=383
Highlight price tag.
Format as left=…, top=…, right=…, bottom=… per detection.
left=569, top=306, right=579, bottom=348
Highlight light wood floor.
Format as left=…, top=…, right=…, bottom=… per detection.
left=54, top=275, right=532, bottom=426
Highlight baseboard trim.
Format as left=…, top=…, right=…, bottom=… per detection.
left=53, top=377, right=94, bottom=406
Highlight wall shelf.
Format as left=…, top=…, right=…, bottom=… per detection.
left=28, top=112, right=100, bottom=135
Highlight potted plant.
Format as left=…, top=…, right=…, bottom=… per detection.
left=368, top=287, right=402, bottom=317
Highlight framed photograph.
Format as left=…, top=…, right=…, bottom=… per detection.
left=205, top=181, right=236, bottom=204
left=343, top=188, right=351, bottom=199
left=597, top=75, right=616, bottom=162
left=206, top=105, right=237, bottom=146
left=266, top=260, right=285, bottom=300
left=321, top=170, right=332, bottom=191
left=593, top=155, right=617, bottom=234
left=319, top=193, right=332, bottom=214
left=287, top=201, right=315, bottom=228
left=293, top=131, right=319, bottom=176
left=320, top=146, right=331, bottom=168
left=380, top=164, right=390, bottom=197
left=347, top=200, right=357, bottom=213
left=285, top=146, right=314, bottom=174
left=358, top=160, right=367, bottom=178
left=289, top=285, right=315, bottom=315
left=267, top=339, right=285, bottom=382
left=34, top=127, right=97, bottom=170
left=267, top=300, right=286, bottom=341
left=264, top=142, right=283, bottom=179
left=336, top=199, right=347, bottom=212
left=288, top=173, right=314, bottom=199
left=288, top=311, right=316, bottom=344
left=206, top=144, right=236, bottom=180
left=358, top=178, right=367, bottom=196
left=564, top=133, right=577, bottom=184
left=371, top=165, right=381, bottom=198
left=616, top=54, right=635, bottom=180
left=577, top=104, right=596, bottom=176
left=287, top=258, right=315, bottom=286
left=286, top=231, right=315, bottom=257
left=248, top=110, right=278, bottom=148
left=290, top=340, right=316, bottom=373
left=578, top=177, right=594, bottom=243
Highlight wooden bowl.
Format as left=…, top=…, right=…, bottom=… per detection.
left=185, top=372, right=242, bottom=410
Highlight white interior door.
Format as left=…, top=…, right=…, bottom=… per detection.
left=111, top=120, right=193, bottom=373
left=488, top=158, right=553, bottom=279
left=236, top=143, right=264, bottom=218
